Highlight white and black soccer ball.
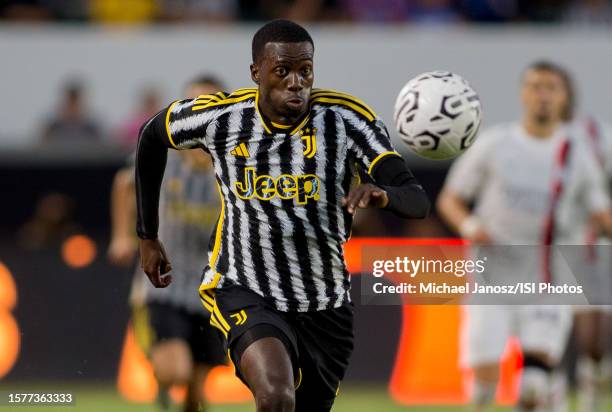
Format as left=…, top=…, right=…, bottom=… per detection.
left=393, top=71, right=482, bottom=160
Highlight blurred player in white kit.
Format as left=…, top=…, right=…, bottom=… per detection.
left=437, top=61, right=612, bottom=412
left=569, top=115, right=612, bottom=412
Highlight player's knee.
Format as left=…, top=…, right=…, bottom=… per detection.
left=519, top=355, right=553, bottom=410
left=255, top=384, right=295, bottom=412
left=151, top=341, right=193, bottom=385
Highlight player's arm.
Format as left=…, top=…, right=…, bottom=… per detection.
left=108, top=166, right=137, bottom=267
left=344, top=154, right=430, bottom=219
left=341, top=105, right=429, bottom=219
left=436, top=131, right=494, bottom=244
left=135, top=99, right=212, bottom=287
left=580, top=143, right=612, bottom=238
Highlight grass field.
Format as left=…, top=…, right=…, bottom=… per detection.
left=1, top=385, right=610, bottom=411
left=0, top=385, right=508, bottom=412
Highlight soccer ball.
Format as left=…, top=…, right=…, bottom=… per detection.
left=393, top=71, right=482, bottom=160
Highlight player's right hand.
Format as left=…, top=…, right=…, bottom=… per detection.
left=139, top=238, right=173, bottom=288
left=107, top=236, right=137, bottom=267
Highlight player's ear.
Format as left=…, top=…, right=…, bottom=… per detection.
left=250, top=63, right=260, bottom=85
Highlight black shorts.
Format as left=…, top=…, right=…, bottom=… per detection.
left=147, top=301, right=227, bottom=366
left=202, top=285, right=354, bottom=411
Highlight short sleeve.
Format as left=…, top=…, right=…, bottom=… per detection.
left=343, top=112, right=401, bottom=175
left=443, top=128, right=497, bottom=201
left=163, top=94, right=222, bottom=150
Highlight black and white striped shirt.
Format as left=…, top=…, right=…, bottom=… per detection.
left=151, top=88, right=400, bottom=312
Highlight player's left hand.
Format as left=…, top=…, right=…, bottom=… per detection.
left=342, top=183, right=388, bottom=215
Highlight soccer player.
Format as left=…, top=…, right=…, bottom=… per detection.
left=109, top=75, right=228, bottom=412
left=437, top=61, right=612, bottom=412
left=135, top=19, right=430, bottom=412
left=570, top=116, right=612, bottom=412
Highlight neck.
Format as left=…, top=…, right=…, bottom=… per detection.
left=258, top=92, right=305, bottom=125
left=522, top=117, right=559, bottom=139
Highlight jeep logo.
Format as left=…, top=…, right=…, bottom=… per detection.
left=234, top=167, right=320, bottom=205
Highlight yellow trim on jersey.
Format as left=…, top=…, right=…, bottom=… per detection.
left=209, top=184, right=225, bottom=269
left=311, top=89, right=377, bottom=118
left=271, top=121, right=291, bottom=129
left=295, top=368, right=303, bottom=390
left=201, top=299, right=214, bottom=313
left=192, top=92, right=255, bottom=111
left=204, top=92, right=256, bottom=109
left=165, top=100, right=180, bottom=148
left=200, top=287, right=216, bottom=307
left=213, top=301, right=231, bottom=332
left=289, top=115, right=310, bottom=136
left=311, top=96, right=375, bottom=122
left=195, top=93, right=221, bottom=103
left=368, top=151, right=401, bottom=176
left=230, top=87, right=257, bottom=96
left=210, top=315, right=228, bottom=338
left=255, top=90, right=273, bottom=134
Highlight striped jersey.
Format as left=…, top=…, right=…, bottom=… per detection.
left=159, top=88, right=399, bottom=312
left=144, top=151, right=220, bottom=313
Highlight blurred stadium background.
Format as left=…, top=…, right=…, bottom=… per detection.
left=1, top=0, right=611, bottom=411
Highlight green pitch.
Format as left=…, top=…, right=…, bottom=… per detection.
left=0, top=385, right=505, bottom=412
left=1, top=385, right=609, bottom=412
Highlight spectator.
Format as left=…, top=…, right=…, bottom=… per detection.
left=563, top=0, right=612, bottom=25
left=517, top=0, right=568, bottom=22
left=18, top=193, right=80, bottom=250
left=42, top=80, right=102, bottom=143
left=460, top=0, right=518, bottom=22
left=237, top=0, right=338, bottom=22
left=340, top=0, right=410, bottom=22
left=114, top=86, right=161, bottom=150
left=407, top=0, right=460, bottom=24
left=0, top=0, right=50, bottom=20
left=157, top=0, right=238, bottom=22
left=89, top=0, right=157, bottom=23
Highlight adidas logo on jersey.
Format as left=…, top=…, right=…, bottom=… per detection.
left=235, top=167, right=320, bottom=205
left=230, top=143, right=250, bottom=158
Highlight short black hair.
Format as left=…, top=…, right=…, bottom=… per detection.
left=524, top=60, right=575, bottom=121
left=252, top=19, right=314, bottom=63
left=187, top=74, right=226, bottom=91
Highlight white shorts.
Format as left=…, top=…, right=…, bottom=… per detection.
left=461, top=305, right=573, bottom=368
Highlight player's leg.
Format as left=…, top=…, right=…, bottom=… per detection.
left=183, top=364, right=210, bottom=412
left=148, top=303, right=194, bottom=386
left=575, top=309, right=608, bottom=412
left=150, top=339, right=193, bottom=386
left=292, top=302, right=354, bottom=412
left=518, top=306, right=573, bottom=412
left=183, top=312, right=227, bottom=412
left=463, top=305, right=510, bottom=412
left=240, top=335, right=296, bottom=412
left=204, top=285, right=300, bottom=412
left=147, top=302, right=195, bottom=411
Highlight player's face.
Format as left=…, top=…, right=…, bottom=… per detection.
left=521, top=69, right=569, bottom=125
left=252, top=41, right=314, bottom=120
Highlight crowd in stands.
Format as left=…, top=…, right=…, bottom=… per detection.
left=2, top=0, right=611, bottom=25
